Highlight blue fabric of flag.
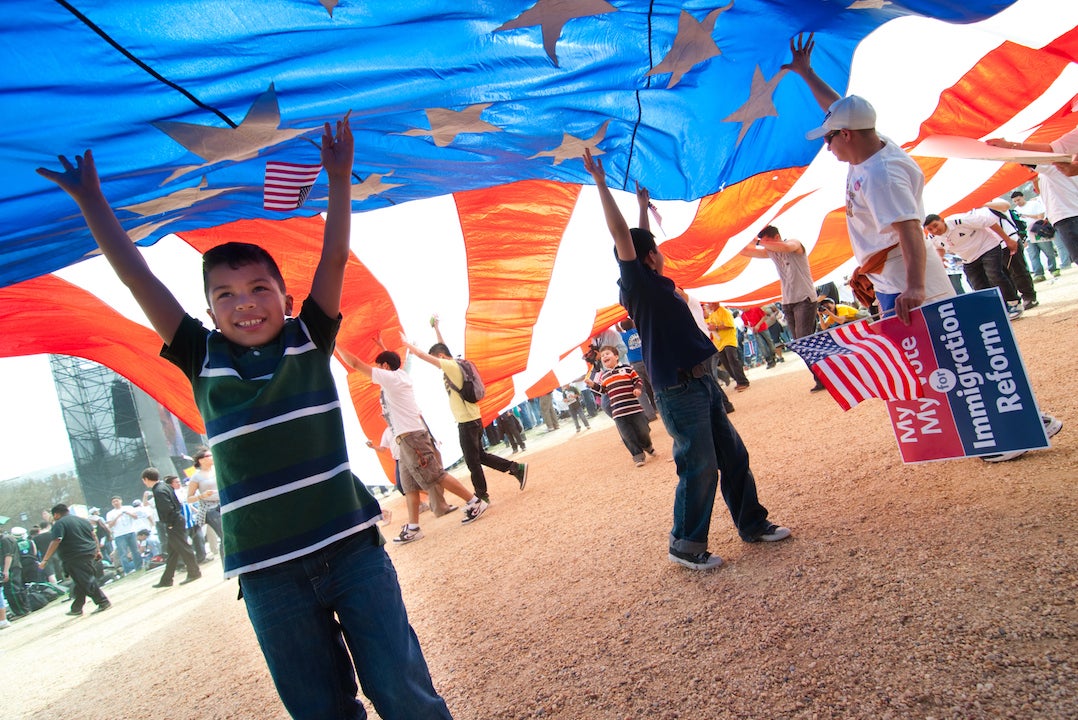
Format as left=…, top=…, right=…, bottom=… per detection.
left=1, top=0, right=1015, bottom=287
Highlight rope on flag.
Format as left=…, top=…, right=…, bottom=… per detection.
left=786, top=320, right=922, bottom=411
left=264, top=162, right=322, bottom=211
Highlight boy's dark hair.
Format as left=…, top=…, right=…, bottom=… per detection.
left=141, top=467, right=159, bottom=482
left=630, top=227, right=657, bottom=260
left=598, top=345, right=620, bottom=357
left=111, top=495, right=122, bottom=502
left=165, top=474, right=180, bottom=483
left=1010, top=190, right=1024, bottom=199
left=375, top=351, right=402, bottom=370
left=923, top=214, right=942, bottom=227
left=428, top=343, right=452, bottom=358
left=757, top=225, right=780, bottom=239
left=620, top=317, right=635, bottom=331
left=202, top=242, right=286, bottom=300
left=51, top=504, right=68, bottom=516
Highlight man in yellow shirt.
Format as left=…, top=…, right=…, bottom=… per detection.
left=704, top=302, right=750, bottom=392
left=816, top=298, right=862, bottom=330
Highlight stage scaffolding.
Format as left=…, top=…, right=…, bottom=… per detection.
left=48, top=355, right=202, bottom=509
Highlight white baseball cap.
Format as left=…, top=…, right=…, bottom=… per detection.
left=805, top=95, right=877, bottom=140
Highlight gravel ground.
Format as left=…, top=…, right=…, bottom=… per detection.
left=4, top=278, right=1075, bottom=720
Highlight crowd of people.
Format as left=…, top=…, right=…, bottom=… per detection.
left=0, top=448, right=224, bottom=627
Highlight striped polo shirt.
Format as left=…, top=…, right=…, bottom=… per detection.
left=163, top=299, right=382, bottom=579
left=596, top=365, right=645, bottom=419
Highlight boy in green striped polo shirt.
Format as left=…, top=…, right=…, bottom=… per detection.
left=39, top=118, right=451, bottom=719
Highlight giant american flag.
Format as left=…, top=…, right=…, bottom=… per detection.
left=1, top=0, right=1074, bottom=484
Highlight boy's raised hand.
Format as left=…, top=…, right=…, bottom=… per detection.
left=635, top=181, right=649, bottom=209
left=322, top=113, right=354, bottom=179
left=582, top=147, right=606, bottom=185
left=36, top=150, right=103, bottom=203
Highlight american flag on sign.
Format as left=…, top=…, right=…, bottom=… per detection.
left=786, top=321, right=923, bottom=411
left=264, top=162, right=322, bottom=211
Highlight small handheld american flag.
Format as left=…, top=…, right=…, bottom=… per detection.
left=786, top=320, right=923, bottom=411
left=264, top=162, right=323, bottom=211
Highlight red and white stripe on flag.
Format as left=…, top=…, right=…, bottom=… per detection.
left=264, top=162, right=322, bottom=211
left=789, top=321, right=923, bottom=411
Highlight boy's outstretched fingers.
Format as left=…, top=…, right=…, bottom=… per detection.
left=36, top=149, right=99, bottom=195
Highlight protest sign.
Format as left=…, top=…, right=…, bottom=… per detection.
left=872, top=290, right=1047, bottom=462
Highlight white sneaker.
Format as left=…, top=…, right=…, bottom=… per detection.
left=0, top=619, right=11, bottom=629
left=392, top=525, right=424, bottom=544
left=461, top=499, right=489, bottom=524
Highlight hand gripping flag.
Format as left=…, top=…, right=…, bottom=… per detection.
left=264, top=162, right=322, bottom=211
left=786, top=321, right=922, bottom=411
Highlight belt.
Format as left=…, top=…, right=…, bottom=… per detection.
left=395, top=430, right=425, bottom=445
left=674, top=357, right=712, bottom=385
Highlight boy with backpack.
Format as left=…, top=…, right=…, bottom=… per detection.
left=403, top=329, right=528, bottom=522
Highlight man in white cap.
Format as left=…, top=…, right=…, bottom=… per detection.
left=784, top=33, right=1061, bottom=462
left=783, top=34, right=953, bottom=324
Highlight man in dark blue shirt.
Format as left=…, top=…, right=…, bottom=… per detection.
left=583, top=149, right=791, bottom=570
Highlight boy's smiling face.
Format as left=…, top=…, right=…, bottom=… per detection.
left=600, top=349, right=619, bottom=369
left=205, top=261, right=292, bottom=347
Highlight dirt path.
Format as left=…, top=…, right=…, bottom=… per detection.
left=4, top=279, right=1075, bottom=720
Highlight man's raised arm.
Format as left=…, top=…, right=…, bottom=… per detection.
left=583, top=148, right=635, bottom=261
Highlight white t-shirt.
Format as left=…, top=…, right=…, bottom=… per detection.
left=370, top=367, right=427, bottom=437
left=379, top=426, right=400, bottom=461
left=1014, top=196, right=1045, bottom=222
left=106, top=506, right=138, bottom=537
left=845, top=137, right=953, bottom=301
left=930, top=208, right=1005, bottom=262
left=1036, top=164, right=1078, bottom=222
left=191, top=468, right=219, bottom=505
left=1049, top=126, right=1078, bottom=155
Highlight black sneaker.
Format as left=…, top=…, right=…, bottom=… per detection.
left=93, top=602, right=112, bottom=614
left=668, top=548, right=723, bottom=570
left=746, top=523, right=792, bottom=543
left=512, top=462, right=529, bottom=491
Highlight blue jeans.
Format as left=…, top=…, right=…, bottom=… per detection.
left=656, top=374, right=770, bottom=552
left=239, top=530, right=451, bottom=720
left=1026, top=240, right=1058, bottom=275
left=1054, top=216, right=1078, bottom=266
left=113, top=532, right=142, bottom=573
left=613, top=412, right=652, bottom=461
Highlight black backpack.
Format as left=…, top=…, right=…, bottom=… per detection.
left=1030, top=219, right=1056, bottom=239
left=444, top=358, right=486, bottom=403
